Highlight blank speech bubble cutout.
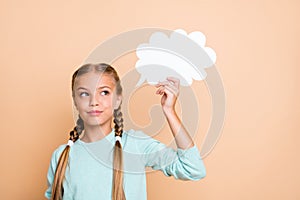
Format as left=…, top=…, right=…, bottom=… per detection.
left=135, top=29, right=216, bottom=86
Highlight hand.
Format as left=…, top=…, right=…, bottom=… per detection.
left=155, top=77, right=180, bottom=113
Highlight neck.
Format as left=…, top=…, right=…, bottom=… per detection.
left=81, top=124, right=112, bottom=143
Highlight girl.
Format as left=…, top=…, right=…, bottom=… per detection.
left=45, top=63, right=206, bottom=200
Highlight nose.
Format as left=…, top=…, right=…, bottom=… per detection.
left=89, top=93, right=99, bottom=107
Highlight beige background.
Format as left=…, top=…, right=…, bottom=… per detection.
left=0, top=0, right=299, bottom=199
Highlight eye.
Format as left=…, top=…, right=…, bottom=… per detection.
left=79, top=92, right=89, bottom=97
left=100, top=90, right=110, bottom=96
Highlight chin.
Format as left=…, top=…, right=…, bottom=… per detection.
left=85, top=117, right=111, bottom=127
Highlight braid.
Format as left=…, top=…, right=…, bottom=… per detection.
left=70, top=115, right=84, bottom=142
left=51, top=115, right=84, bottom=200
left=113, top=105, right=123, bottom=137
left=112, top=105, right=126, bottom=200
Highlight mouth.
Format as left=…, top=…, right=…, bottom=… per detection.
left=87, top=110, right=103, bottom=116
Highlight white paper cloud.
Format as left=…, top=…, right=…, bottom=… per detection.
left=135, top=29, right=216, bottom=86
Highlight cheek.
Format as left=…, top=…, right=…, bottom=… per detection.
left=74, top=98, right=89, bottom=109
left=103, top=97, right=114, bottom=107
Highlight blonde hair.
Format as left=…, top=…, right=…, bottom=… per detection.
left=51, top=63, right=126, bottom=200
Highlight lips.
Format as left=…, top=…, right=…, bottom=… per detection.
left=87, top=110, right=102, bottom=115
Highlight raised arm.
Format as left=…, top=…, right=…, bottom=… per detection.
left=155, top=77, right=194, bottom=150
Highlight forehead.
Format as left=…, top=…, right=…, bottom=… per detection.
left=74, top=72, right=116, bottom=89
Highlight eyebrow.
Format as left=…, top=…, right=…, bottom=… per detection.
left=76, top=86, right=112, bottom=91
left=77, top=87, right=87, bottom=91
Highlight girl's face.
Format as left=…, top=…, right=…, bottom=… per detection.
left=73, top=72, right=122, bottom=128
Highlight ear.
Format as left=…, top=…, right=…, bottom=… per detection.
left=114, top=95, right=122, bottom=110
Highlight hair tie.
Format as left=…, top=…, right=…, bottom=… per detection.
left=67, top=140, right=74, bottom=147
left=115, top=136, right=122, bottom=143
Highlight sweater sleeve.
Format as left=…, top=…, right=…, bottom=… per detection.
left=137, top=131, right=206, bottom=181
left=45, top=144, right=67, bottom=199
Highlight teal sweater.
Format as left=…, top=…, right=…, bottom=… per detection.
left=45, top=129, right=206, bottom=199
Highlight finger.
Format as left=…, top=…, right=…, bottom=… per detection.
left=156, top=84, right=178, bottom=97
left=165, top=81, right=178, bottom=93
left=156, top=86, right=165, bottom=95
left=167, top=77, right=180, bottom=87
left=156, top=80, right=176, bottom=87
left=158, top=79, right=179, bottom=91
left=156, top=81, right=178, bottom=95
left=164, top=84, right=178, bottom=96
